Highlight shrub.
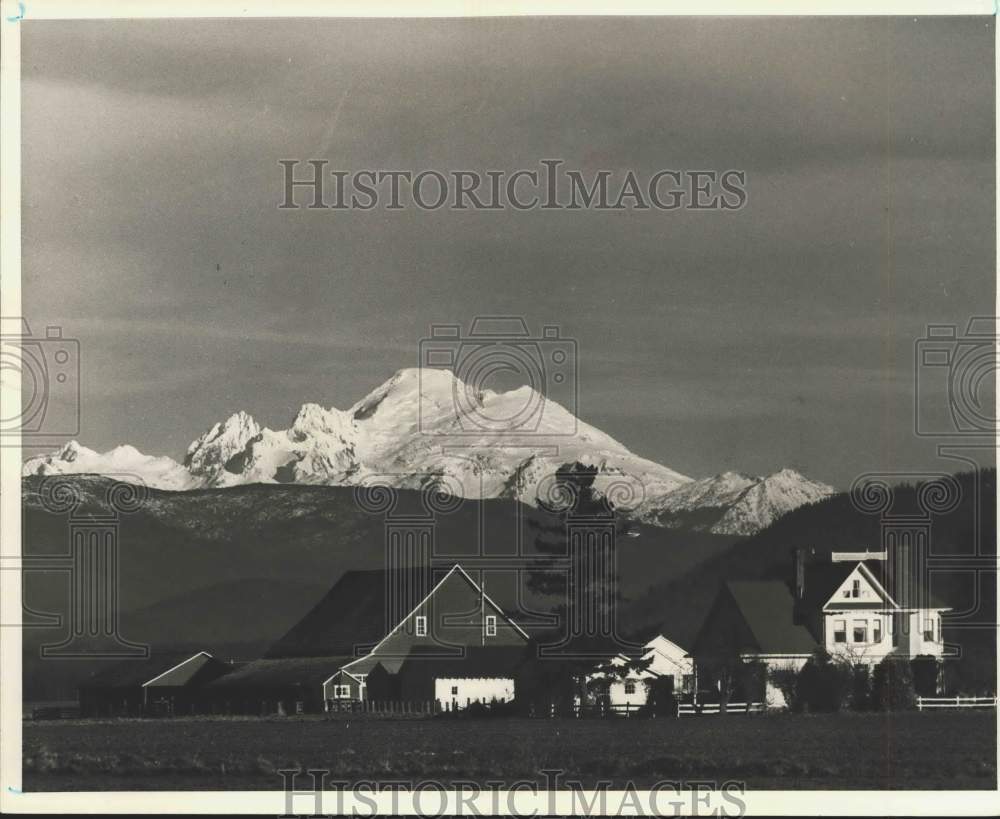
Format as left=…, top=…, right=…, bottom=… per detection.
left=644, top=676, right=679, bottom=717
left=797, top=651, right=852, bottom=712
left=848, top=664, right=873, bottom=711
left=872, top=657, right=917, bottom=710
left=910, top=655, right=941, bottom=697
left=767, top=666, right=802, bottom=712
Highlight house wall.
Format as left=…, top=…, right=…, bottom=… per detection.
left=323, top=672, right=363, bottom=703
left=434, top=677, right=514, bottom=710
left=645, top=636, right=695, bottom=685
left=607, top=676, right=650, bottom=708
left=824, top=609, right=946, bottom=663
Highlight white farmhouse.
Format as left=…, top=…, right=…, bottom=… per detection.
left=586, top=634, right=695, bottom=709
left=795, top=548, right=951, bottom=665
left=692, top=544, right=952, bottom=708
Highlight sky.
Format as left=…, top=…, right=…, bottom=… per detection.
left=21, top=16, right=995, bottom=488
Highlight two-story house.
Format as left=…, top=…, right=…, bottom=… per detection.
left=795, top=548, right=950, bottom=665
left=692, top=544, right=951, bottom=708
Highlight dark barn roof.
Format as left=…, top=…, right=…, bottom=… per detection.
left=264, top=570, right=405, bottom=659
left=395, top=644, right=531, bottom=680
left=206, top=656, right=351, bottom=690
left=79, top=651, right=225, bottom=689
left=725, top=581, right=818, bottom=656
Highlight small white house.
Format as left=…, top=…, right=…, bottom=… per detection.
left=586, top=634, right=695, bottom=709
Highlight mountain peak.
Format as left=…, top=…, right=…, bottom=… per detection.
left=18, top=369, right=831, bottom=534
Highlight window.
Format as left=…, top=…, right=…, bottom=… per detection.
left=833, top=619, right=847, bottom=643
left=624, top=681, right=636, bottom=695
left=851, top=579, right=861, bottom=598
left=873, top=619, right=882, bottom=643
left=924, top=618, right=934, bottom=642
left=451, top=685, right=459, bottom=696
left=415, top=615, right=427, bottom=636
left=485, top=615, right=497, bottom=637
left=333, top=685, right=351, bottom=699
left=852, top=619, right=867, bottom=643
left=842, top=589, right=851, bottom=598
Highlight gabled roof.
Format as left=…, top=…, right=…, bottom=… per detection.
left=264, top=569, right=413, bottom=659
left=817, top=561, right=897, bottom=610
left=269, top=564, right=529, bottom=662
left=79, top=651, right=221, bottom=689
left=801, top=562, right=859, bottom=611
left=803, top=558, right=949, bottom=611
left=342, top=565, right=530, bottom=674
left=206, top=656, right=351, bottom=689
left=726, top=581, right=818, bottom=656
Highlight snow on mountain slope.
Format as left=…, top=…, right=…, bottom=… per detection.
left=20, top=368, right=834, bottom=533
left=23, top=440, right=196, bottom=490
left=635, top=468, right=836, bottom=535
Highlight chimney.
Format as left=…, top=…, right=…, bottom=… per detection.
left=793, top=546, right=815, bottom=601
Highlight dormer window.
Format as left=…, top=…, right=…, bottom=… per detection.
left=485, top=615, right=497, bottom=637
left=415, top=615, right=427, bottom=637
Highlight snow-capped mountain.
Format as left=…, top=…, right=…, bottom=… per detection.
left=633, top=468, right=835, bottom=535
left=25, top=440, right=197, bottom=491
left=21, top=367, right=834, bottom=533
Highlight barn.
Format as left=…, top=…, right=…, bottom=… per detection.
left=78, top=651, right=231, bottom=717
left=262, top=563, right=532, bottom=710
left=201, top=656, right=351, bottom=715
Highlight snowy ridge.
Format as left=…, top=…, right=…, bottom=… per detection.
left=22, top=368, right=834, bottom=533
left=633, top=468, right=835, bottom=535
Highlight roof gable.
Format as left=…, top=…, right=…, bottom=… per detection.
left=343, top=565, right=529, bottom=674
left=823, top=563, right=895, bottom=610
left=725, top=581, right=818, bottom=656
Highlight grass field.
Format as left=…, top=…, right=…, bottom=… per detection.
left=22, top=711, right=996, bottom=791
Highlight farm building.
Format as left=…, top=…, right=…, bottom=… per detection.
left=585, top=634, right=696, bottom=710
left=200, top=656, right=354, bottom=715
left=692, top=580, right=817, bottom=708
left=220, top=563, right=535, bottom=712
left=692, top=545, right=953, bottom=707
left=78, top=651, right=231, bottom=717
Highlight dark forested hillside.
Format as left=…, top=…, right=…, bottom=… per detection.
left=20, top=475, right=738, bottom=700
left=621, top=470, right=997, bottom=665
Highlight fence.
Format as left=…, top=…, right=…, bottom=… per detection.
left=326, top=699, right=440, bottom=716
left=916, top=695, right=997, bottom=711
left=31, top=705, right=81, bottom=720
left=571, top=702, right=648, bottom=718
left=678, top=701, right=765, bottom=716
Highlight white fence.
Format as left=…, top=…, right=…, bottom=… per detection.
left=916, top=695, right=997, bottom=711
left=678, top=701, right=765, bottom=716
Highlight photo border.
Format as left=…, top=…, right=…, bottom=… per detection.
left=0, top=0, right=996, bottom=814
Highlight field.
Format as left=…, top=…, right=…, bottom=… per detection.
left=21, top=711, right=997, bottom=791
